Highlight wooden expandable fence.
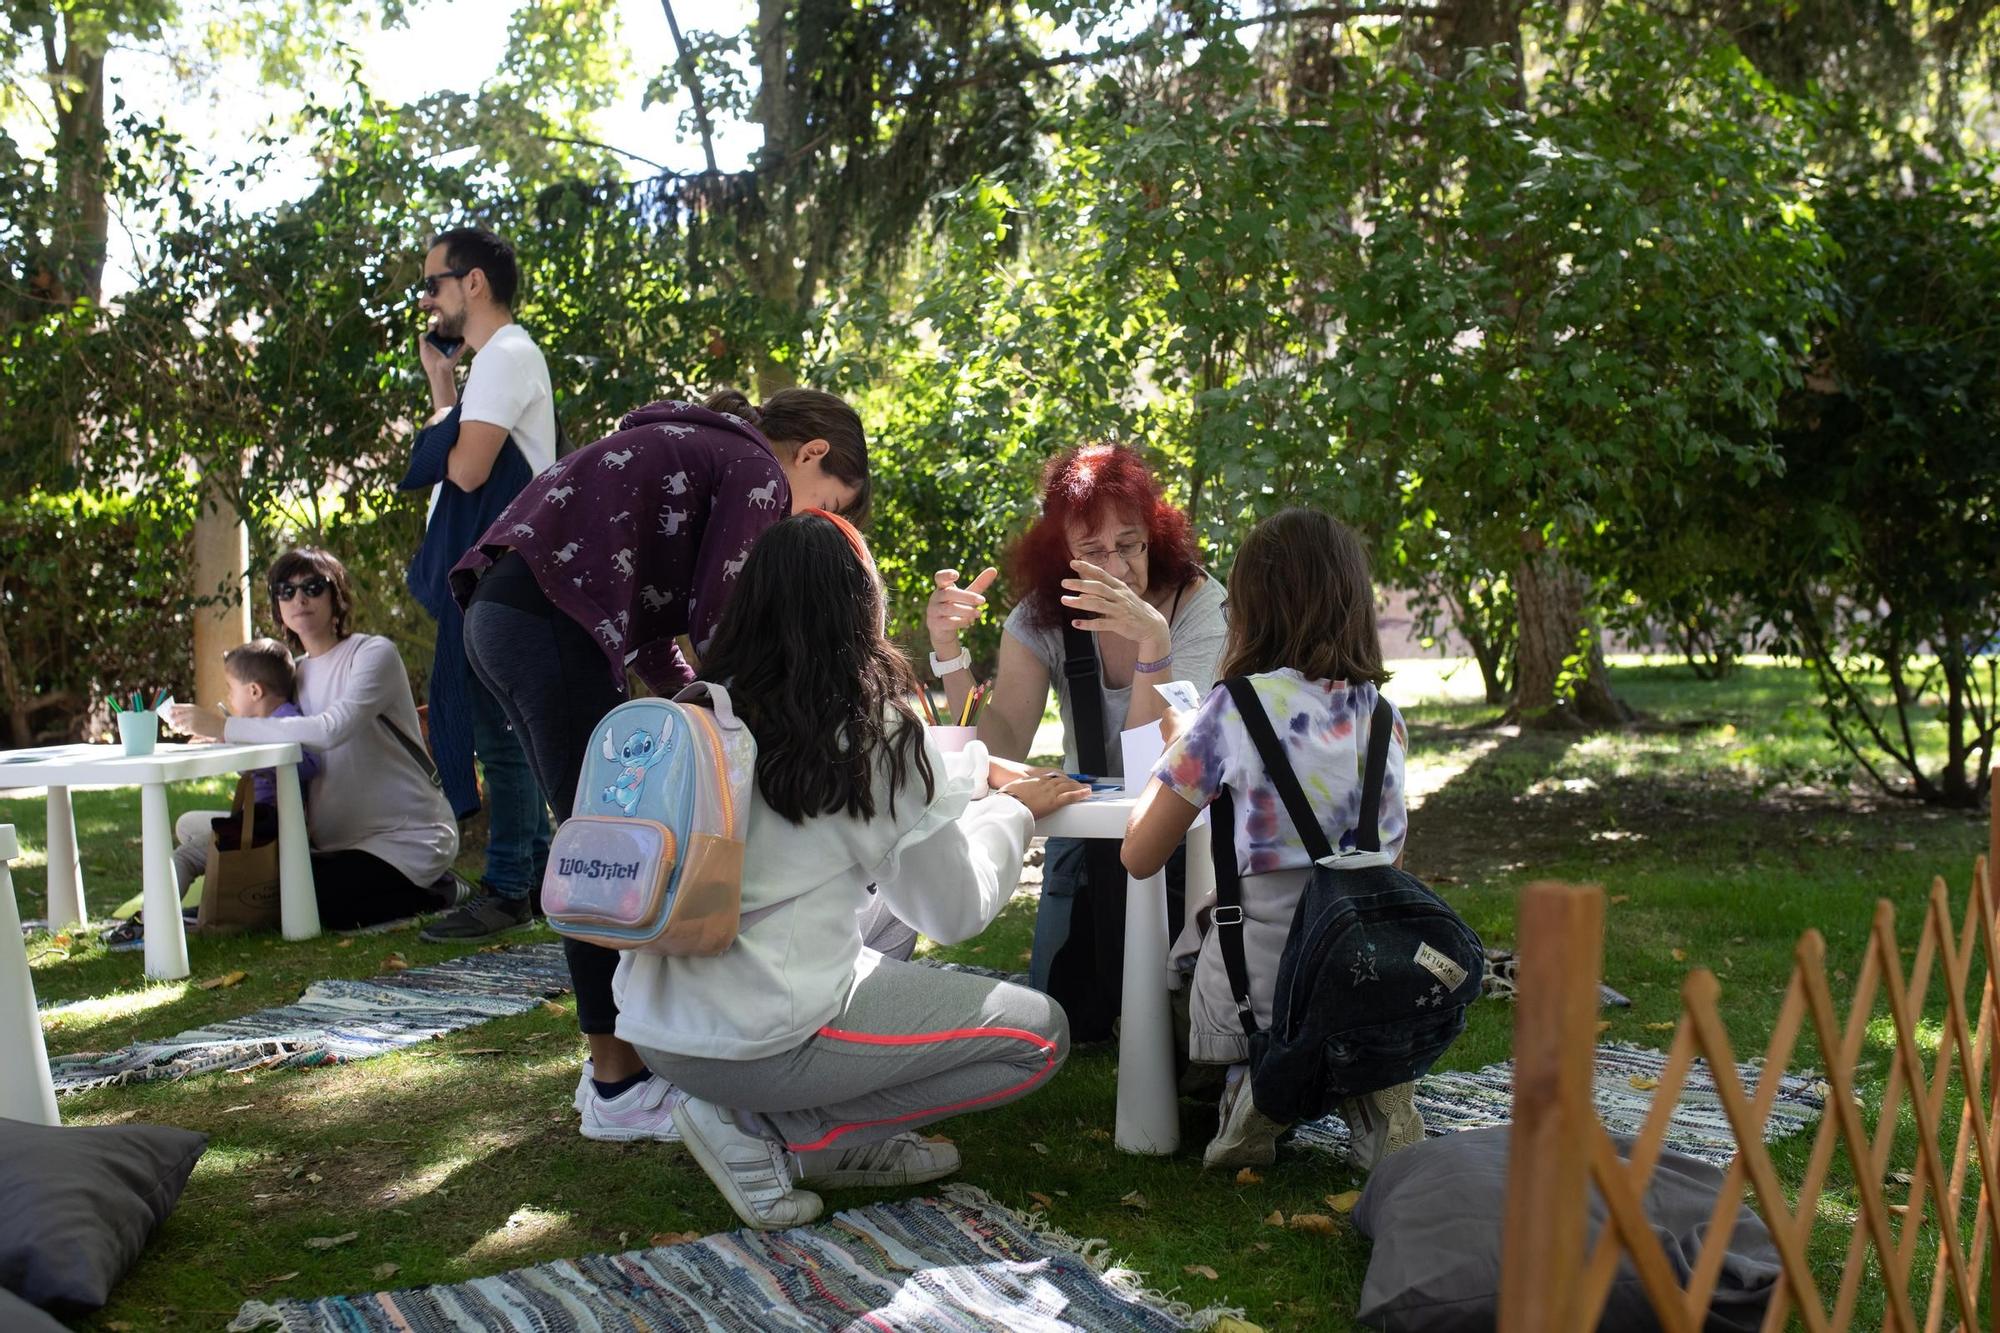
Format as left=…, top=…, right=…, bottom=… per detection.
left=1499, top=781, right=2000, bottom=1332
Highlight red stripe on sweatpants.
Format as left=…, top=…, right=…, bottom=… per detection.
left=784, top=1024, right=1059, bottom=1153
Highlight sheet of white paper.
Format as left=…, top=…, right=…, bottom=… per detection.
left=1119, top=718, right=1207, bottom=825
left=1152, top=679, right=1203, bottom=712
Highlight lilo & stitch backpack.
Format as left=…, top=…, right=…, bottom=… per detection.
left=541, top=682, right=756, bottom=955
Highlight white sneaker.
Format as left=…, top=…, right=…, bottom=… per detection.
left=676, top=1097, right=823, bottom=1230
left=1339, top=1080, right=1425, bottom=1172
left=1203, top=1076, right=1286, bottom=1169
left=579, top=1073, right=684, bottom=1143
left=572, top=1059, right=595, bottom=1114
left=792, top=1132, right=961, bottom=1189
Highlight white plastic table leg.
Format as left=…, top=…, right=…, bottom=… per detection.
left=274, top=761, right=319, bottom=941
left=139, top=784, right=189, bottom=980
left=1115, top=863, right=1179, bottom=1154
left=44, top=785, right=85, bottom=927
left=0, top=826, right=59, bottom=1125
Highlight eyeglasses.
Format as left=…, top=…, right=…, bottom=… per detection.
left=274, top=576, right=331, bottom=602
left=1073, top=538, right=1148, bottom=565
left=415, top=268, right=468, bottom=299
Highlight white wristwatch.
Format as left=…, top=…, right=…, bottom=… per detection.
left=928, top=646, right=972, bottom=678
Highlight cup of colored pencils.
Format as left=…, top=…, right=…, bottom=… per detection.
left=110, top=687, right=164, bottom=756
left=920, top=680, right=986, bottom=754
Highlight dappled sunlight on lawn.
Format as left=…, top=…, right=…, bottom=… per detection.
left=463, top=1205, right=581, bottom=1267
left=41, top=980, right=189, bottom=1038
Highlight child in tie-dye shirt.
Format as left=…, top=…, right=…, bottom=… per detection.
left=1121, top=508, right=1422, bottom=1174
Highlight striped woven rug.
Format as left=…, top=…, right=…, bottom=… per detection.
left=49, top=942, right=572, bottom=1093
left=1289, top=1042, right=1828, bottom=1168
left=229, top=1185, right=1226, bottom=1333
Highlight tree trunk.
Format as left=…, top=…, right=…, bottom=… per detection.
left=1509, top=548, right=1630, bottom=730
left=49, top=32, right=109, bottom=305
left=191, top=465, right=252, bottom=713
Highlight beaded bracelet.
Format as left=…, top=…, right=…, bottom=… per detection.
left=1134, top=652, right=1174, bottom=674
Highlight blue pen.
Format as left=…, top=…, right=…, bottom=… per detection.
left=1065, top=773, right=1122, bottom=791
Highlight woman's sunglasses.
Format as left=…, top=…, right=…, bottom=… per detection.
left=273, top=576, right=332, bottom=602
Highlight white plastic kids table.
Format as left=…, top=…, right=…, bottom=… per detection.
left=0, top=823, right=59, bottom=1125
left=0, top=742, right=317, bottom=980
left=1032, top=790, right=1213, bottom=1157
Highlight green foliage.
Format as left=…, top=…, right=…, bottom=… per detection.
left=1741, top=148, right=2000, bottom=805
left=0, top=489, right=194, bottom=745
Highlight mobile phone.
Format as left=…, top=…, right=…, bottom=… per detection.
left=425, top=331, right=465, bottom=358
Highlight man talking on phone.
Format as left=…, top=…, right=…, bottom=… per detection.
left=398, top=226, right=557, bottom=940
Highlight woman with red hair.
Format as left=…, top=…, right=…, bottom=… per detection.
left=926, top=443, right=1227, bottom=1040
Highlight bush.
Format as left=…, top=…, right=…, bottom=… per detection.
left=0, top=491, right=194, bottom=745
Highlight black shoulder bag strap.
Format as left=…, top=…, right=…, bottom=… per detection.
left=379, top=715, right=445, bottom=792
left=1211, top=681, right=1394, bottom=1036
left=1060, top=621, right=1109, bottom=775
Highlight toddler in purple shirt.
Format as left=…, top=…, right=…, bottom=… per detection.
left=169, top=638, right=323, bottom=896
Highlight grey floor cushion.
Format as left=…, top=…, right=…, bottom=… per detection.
left=1353, top=1125, right=1779, bottom=1331
left=0, top=1285, right=72, bottom=1331
left=0, top=1117, right=208, bottom=1314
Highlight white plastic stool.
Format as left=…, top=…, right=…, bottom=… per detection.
left=0, top=824, right=59, bottom=1125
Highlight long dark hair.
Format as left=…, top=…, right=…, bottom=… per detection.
left=1217, top=508, right=1389, bottom=686
left=699, top=511, right=933, bottom=823
left=703, top=387, right=871, bottom=524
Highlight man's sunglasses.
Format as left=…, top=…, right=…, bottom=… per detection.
left=416, top=268, right=469, bottom=299
left=273, top=577, right=332, bottom=602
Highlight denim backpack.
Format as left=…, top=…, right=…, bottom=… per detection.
left=1209, top=678, right=1483, bottom=1125
left=540, top=682, right=758, bottom=955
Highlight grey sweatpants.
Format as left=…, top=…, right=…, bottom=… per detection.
left=635, top=956, right=1068, bottom=1153
left=171, top=809, right=228, bottom=895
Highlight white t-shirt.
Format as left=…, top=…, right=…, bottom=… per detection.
left=430, top=322, right=557, bottom=514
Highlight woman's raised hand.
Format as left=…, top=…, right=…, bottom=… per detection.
left=1062, top=559, right=1171, bottom=651
left=927, top=566, right=999, bottom=654
left=998, top=771, right=1090, bottom=819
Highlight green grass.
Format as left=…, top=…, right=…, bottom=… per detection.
left=8, top=659, right=1993, bottom=1330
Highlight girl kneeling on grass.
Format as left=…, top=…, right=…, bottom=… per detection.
left=1121, top=508, right=1424, bottom=1172
left=613, top=511, right=1087, bottom=1229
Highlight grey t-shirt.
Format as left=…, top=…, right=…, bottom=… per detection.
left=1002, top=575, right=1229, bottom=776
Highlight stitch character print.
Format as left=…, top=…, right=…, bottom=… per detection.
left=600, top=719, right=673, bottom=815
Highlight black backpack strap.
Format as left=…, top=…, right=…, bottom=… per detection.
left=1220, top=677, right=1336, bottom=861
left=379, top=714, right=444, bottom=792
left=1060, top=620, right=1109, bottom=775
left=1209, top=785, right=1261, bottom=1037
left=1354, top=695, right=1394, bottom=854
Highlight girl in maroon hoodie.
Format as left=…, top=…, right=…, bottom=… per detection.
left=446, top=388, right=869, bottom=1142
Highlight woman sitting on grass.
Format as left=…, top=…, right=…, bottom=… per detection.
left=1121, top=508, right=1423, bottom=1172
left=613, top=511, right=1087, bottom=1229
left=168, top=548, right=462, bottom=929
